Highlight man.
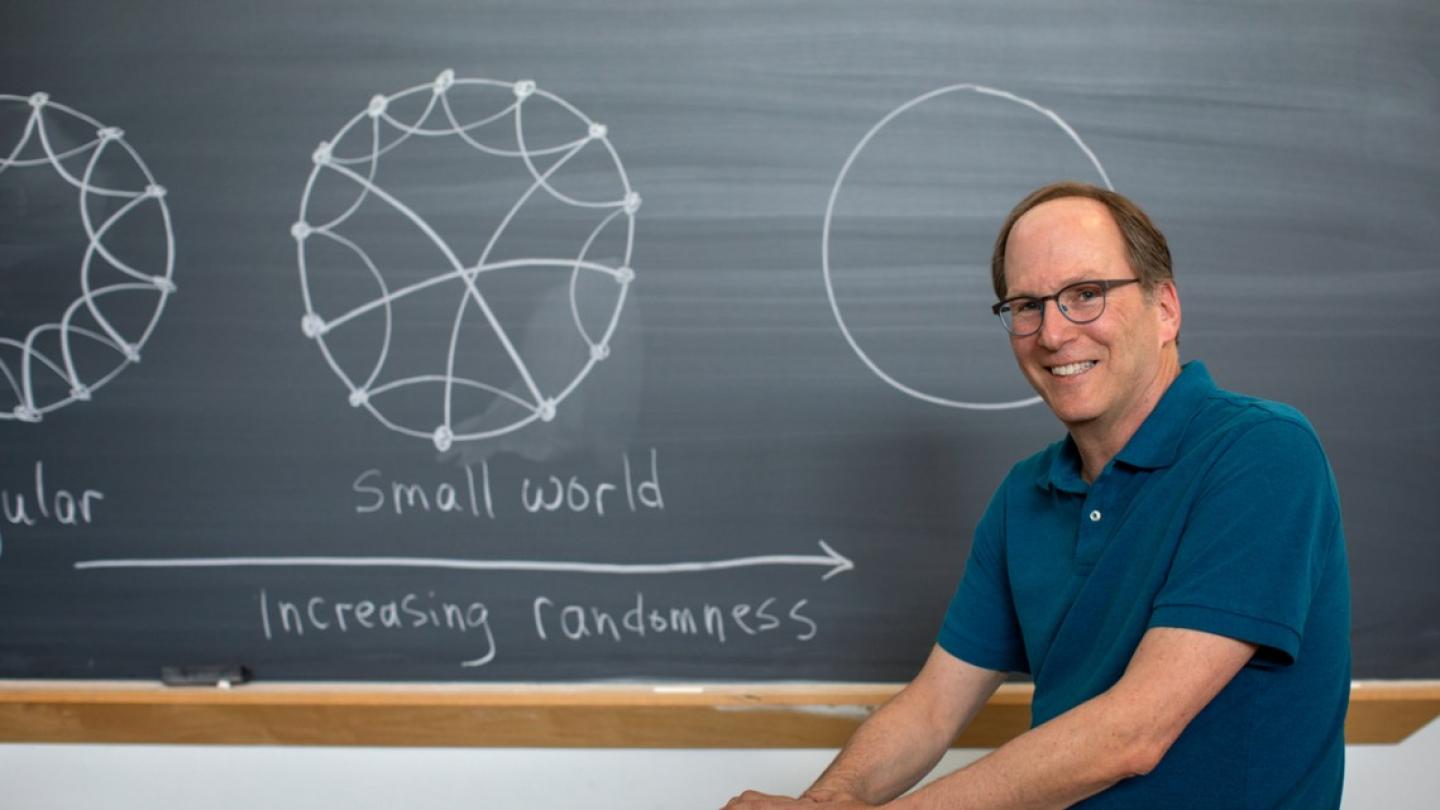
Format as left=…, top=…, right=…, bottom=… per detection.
left=726, top=182, right=1350, bottom=808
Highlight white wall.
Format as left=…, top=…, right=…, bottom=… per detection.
left=3, top=718, right=1436, bottom=809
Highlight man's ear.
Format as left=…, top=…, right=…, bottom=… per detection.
left=1154, top=281, right=1181, bottom=345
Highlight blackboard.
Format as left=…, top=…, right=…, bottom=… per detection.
left=2, top=0, right=1437, bottom=683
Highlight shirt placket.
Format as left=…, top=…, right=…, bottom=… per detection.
left=1076, top=482, right=1109, bottom=567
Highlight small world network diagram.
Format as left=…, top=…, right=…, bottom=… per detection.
left=0, top=93, right=176, bottom=423
left=293, top=70, right=638, bottom=451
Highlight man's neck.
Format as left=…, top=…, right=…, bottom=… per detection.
left=1070, top=355, right=1182, bottom=484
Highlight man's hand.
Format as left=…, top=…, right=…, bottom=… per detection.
left=721, top=789, right=813, bottom=808
left=722, top=788, right=870, bottom=808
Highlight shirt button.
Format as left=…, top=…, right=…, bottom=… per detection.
left=1089, top=510, right=1102, bottom=522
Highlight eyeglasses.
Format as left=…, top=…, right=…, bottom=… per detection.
left=991, top=278, right=1141, bottom=336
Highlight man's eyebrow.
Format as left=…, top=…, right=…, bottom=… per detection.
left=1004, top=274, right=1096, bottom=299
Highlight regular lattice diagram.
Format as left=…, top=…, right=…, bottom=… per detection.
left=0, top=93, right=176, bottom=422
left=293, top=70, right=639, bottom=451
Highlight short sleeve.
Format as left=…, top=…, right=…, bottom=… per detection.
left=1150, top=418, right=1340, bottom=667
left=937, top=483, right=1028, bottom=673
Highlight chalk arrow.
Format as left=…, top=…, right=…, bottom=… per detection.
left=74, top=540, right=855, bottom=581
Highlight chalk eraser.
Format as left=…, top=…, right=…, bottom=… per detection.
left=161, top=665, right=252, bottom=687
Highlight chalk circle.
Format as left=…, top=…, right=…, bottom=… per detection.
left=822, top=84, right=1113, bottom=411
left=294, top=72, right=637, bottom=450
left=0, top=93, right=177, bottom=423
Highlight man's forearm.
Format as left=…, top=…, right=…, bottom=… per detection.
left=887, top=687, right=1151, bottom=809
left=807, top=659, right=1007, bottom=804
left=889, top=628, right=1257, bottom=810
left=804, top=687, right=961, bottom=803
left=722, top=649, right=1008, bottom=810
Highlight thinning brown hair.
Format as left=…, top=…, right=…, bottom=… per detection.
left=990, top=181, right=1173, bottom=300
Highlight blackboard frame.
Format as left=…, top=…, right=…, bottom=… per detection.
left=2, top=681, right=1437, bottom=747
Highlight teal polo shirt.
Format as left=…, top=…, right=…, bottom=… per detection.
left=938, top=361, right=1350, bottom=808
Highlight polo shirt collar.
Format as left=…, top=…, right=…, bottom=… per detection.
left=1039, top=437, right=1089, bottom=494
left=1037, top=361, right=1216, bottom=492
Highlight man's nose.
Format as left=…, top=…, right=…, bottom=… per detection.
left=1035, top=298, right=1075, bottom=348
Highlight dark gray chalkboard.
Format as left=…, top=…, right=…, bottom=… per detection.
left=1, top=0, right=1436, bottom=682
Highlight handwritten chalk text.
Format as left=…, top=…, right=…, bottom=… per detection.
left=1, top=461, right=105, bottom=558
left=352, top=447, right=664, bottom=519
left=533, top=591, right=818, bottom=645
left=259, top=587, right=497, bottom=667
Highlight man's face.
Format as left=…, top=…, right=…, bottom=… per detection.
left=1001, top=197, right=1180, bottom=433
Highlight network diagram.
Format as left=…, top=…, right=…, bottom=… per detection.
left=292, top=70, right=639, bottom=452
left=0, top=93, right=176, bottom=423
left=2, top=74, right=1108, bottom=435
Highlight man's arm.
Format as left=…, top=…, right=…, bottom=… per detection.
left=806, top=645, right=1008, bottom=803
left=887, top=626, right=1257, bottom=809
left=723, top=644, right=1006, bottom=809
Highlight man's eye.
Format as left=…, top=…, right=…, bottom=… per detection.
left=1072, top=285, right=1102, bottom=302
left=1016, top=299, right=1041, bottom=313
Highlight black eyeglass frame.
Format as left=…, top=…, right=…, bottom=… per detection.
left=991, top=278, right=1142, bottom=336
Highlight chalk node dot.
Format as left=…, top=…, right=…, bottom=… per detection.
left=70, top=385, right=92, bottom=402
left=145, top=184, right=167, bottom=199
left=590, top=343, right=610, bottom=361
left=28, top=92, right=49, bottom=108
left=291, top=221, right=312, bottom=240
left=367, top=94, right=388, bottom=118
left=538, top=399, right=557, bottom=422
left=434, top=69, right=456, bottom=93
left=348, top=389, right=369, bottom=408
left=588, top=122, right=608, bottom=140
left=151, top=275, right=177, bottom=293
left=623, top=191, right=641, bottom=214
left=312, top=141, right=333, bottom=166
left=14, top=405, right=41, bottom=422
left=301, top=313, right=326, bottom=338
left=615, top=265, right=635, bottom=284
left=433, top=425, right=454, bottom=452
left=513, top=80, right=537, bottom=99
left=98, top=126, right=123, bottom=141
left=122, top=344, right=141, bottom=363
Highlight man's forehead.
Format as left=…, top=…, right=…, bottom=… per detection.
left=1004, top=196, right=1126, bottom=290
left=1010, top=196, right=1117, bottom=242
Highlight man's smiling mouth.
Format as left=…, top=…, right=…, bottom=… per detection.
left=1049, top=361, right=1097, bottom=377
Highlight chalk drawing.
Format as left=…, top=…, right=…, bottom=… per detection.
left=75, top=539, right=856, bottom=581
left=0, top=93, right=176, bottom=422
left=822, top=84, right=1112, bottom=410
left=293, top=71, right=638, bottom=451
